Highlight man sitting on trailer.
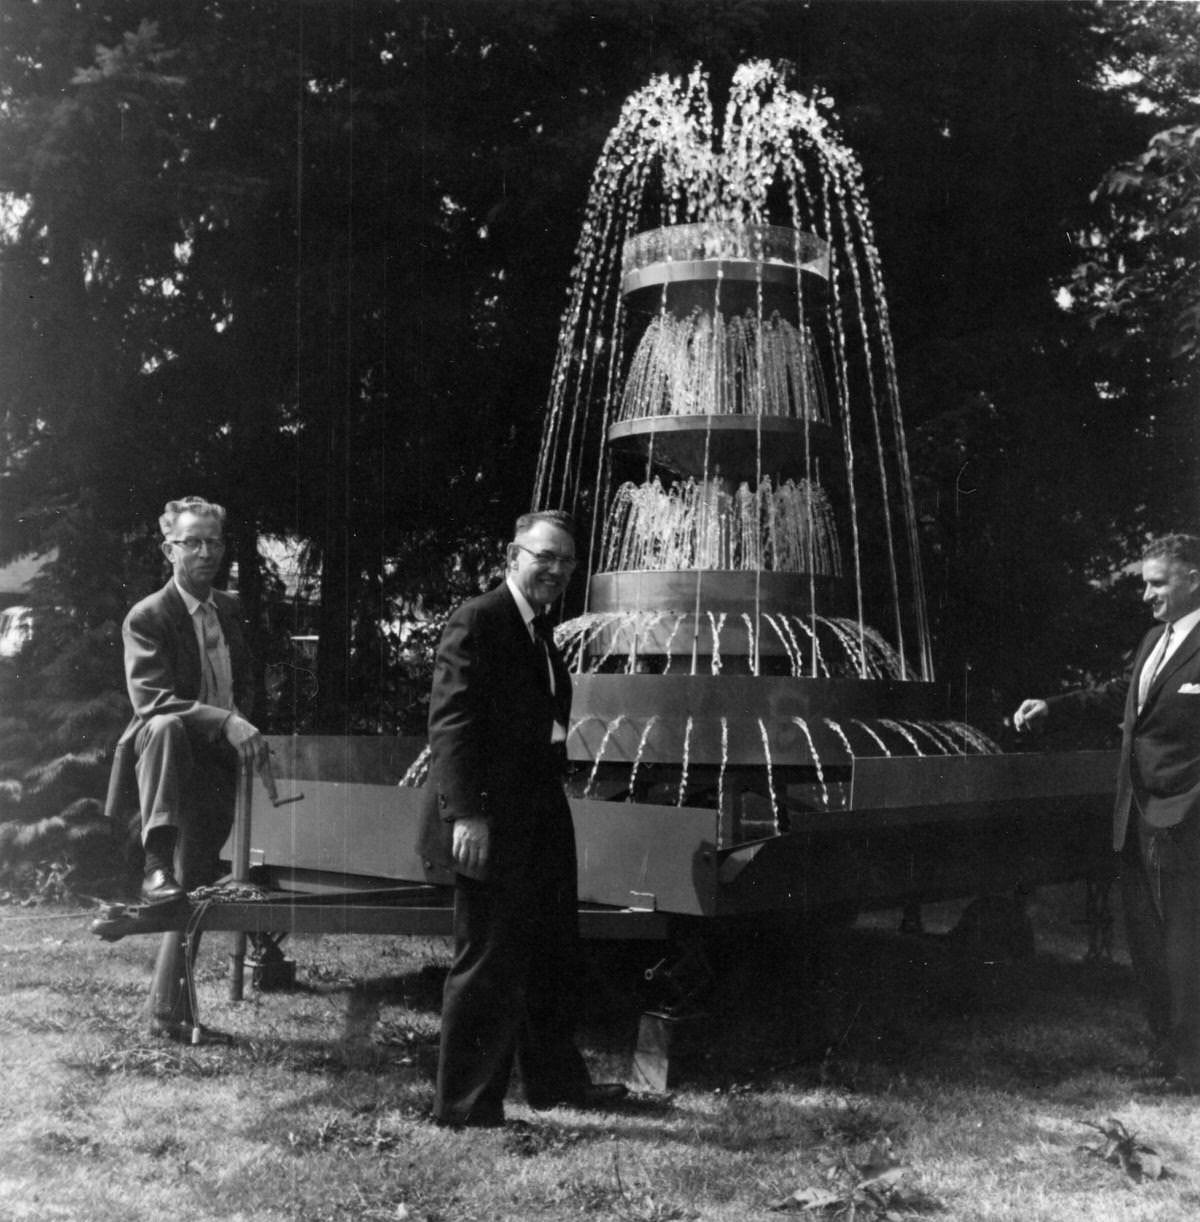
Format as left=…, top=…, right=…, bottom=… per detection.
left=1014, top=533, right=1200, bottom=1093
left=419, top=509, right=627, bottom=1128
left=104, top=495, right=274, bottom=1042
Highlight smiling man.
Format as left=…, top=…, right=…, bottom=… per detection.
left=105, top=496, right=273, bottom=1041
left=420, top=510, right=627, bottom=1128
left=1014, top=534, right=1200, bottom=1091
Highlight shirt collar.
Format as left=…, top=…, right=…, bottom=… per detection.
left=174, top=578, right=214, bottom=617
left=1165, top=605, right=1200, bottom=642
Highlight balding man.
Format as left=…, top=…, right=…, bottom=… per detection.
left=419, top=510, right=626, bottom=1128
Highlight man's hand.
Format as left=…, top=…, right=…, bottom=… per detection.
left=1012, top=698, right=1049, bottom=733
left=452, top=816, right=490, bottom=878
left=223, top=713, right=278, bottom=801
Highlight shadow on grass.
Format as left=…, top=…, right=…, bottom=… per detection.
left=572, top=907, right=1147, bottom=1104
left=66, top=884, right=1146, bottom=1109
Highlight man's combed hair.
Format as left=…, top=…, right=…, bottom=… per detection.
left=514, top=509, right=576, bottom=540
left=159, top=496, right=227, bottom=539
left=1143, top=534, right=1200, bottom=571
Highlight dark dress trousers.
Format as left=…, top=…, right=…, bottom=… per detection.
left=1050, top=618, right=1200, bottom=1078
left=419, top=582, right=589, bottom=1125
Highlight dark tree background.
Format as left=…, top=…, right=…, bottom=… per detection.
left=0, top=0, right=1194, bottom=891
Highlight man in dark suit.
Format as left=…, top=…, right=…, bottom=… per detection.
left=105, top=496, right=273, bottom=1040
left=420, top=510, right=626, bottom=1128
left=1014, top=533, right=1200, bottom=1090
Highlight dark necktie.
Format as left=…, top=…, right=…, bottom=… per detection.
left=532, top=614, right=556, bottom=696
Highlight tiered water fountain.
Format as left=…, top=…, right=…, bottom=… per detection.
left=383, top=62, right=1112, bottom=934
left=537, top=63, right=1001, bottom=851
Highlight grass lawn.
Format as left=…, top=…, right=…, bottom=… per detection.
left=2, top=883, right=1199, bottom=1221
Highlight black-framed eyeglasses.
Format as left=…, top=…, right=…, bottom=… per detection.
left=513, top=543, right=577, bottom=571
left=170, top=536, right=226, bottom=555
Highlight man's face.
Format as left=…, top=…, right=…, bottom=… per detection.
left=507, top=521, right=576, bottom=610
left=162, top=510, right=225, bottom=598
left=1141, top=555, right=1200, bottom=624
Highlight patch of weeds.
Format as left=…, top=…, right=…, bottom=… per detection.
left=501, top=1119, right=587, bottom=1158
left=1079, top=1117, right=1169, bottom=1183
left=766, top=1139, right=942, bottom=1218
left=18, top=1010, right=114, bottom=1035
left=551, top=1174, right=623, bottom=1213
left=807, top=1099, right=902, bottom=1147
left=283, top=1190, right=417, bottom=1222
left=284, top=1110, right=411, bottom=1155
left=371, top=1019, right=428, bottom=1060
left=33, top=1129, right=102, bottom=1158
left=66, top=1044, right=231, bottom=1079
left=240, top=1039, right=356, bottom=1074
left=303, top=961, right=358, bottom=987
left=12, top=973, right=145, bottom=1001
left=137, top=1134, right=186, bottom=1159
left=608, top=1152, right=698, bottom=1222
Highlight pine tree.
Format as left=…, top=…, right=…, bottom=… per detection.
left=0, top=527, right=149, bottom=901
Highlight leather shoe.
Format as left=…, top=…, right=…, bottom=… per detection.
left=141, top=867, right=185, bottom=906
left=529, top=1082, right=629, bottom=1110
left=434, top=1109, right=506, bottom=1129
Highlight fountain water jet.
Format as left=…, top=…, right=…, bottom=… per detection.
left=535, top=60, right=1003, bottom=841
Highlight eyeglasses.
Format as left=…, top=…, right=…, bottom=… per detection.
left=170, top=536, right=226, bottom=556
left=513, top=543, right=577, bottom=571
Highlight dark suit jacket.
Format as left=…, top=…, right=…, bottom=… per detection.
left=103, top=581, right=253, bottom=823
left=418, top=582, right=572, bottom=880
left=1051, top=618, right=1200, bottom=850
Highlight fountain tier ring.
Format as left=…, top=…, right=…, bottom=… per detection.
left=622, top=224, right=832, bottom=319
left=622, top=223, right=831, bottom=282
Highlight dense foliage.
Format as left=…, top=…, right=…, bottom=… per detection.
left=0, top=1, right=1194, bottom=889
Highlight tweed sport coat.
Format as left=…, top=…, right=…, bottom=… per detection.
left=103, top=581, right=253, bottom=824
left=417, top=582, right=573, bottom=881
left=1050, top=617, right=1200, bottom=851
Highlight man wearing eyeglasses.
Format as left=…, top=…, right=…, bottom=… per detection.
left=104, top=495, right=272, bottom=1040
left=420, top=509, right=627, bottom=1128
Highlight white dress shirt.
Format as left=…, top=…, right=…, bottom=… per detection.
left=173, top=580, right=255, bottom=746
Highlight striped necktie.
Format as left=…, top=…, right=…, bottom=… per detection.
left=199, top=602, right=232, bottom=709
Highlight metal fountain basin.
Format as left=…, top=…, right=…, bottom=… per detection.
left=226, top=738, right=1116, bottom=926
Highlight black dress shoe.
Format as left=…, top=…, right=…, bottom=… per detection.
left=582, top=1082, right=629, bottom=1106
left=529, top=1082, right=629, bottom=1110
left=433, top=1109, right=506, bottom=1129
left=141, top=867, right=185, bottom=906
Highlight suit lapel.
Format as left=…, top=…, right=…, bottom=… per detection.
left=163, top=581, right=203, bottom=695
left=497, top=584, right=540, bottom=670
left=1149, top=619, right=1200, bottom=699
